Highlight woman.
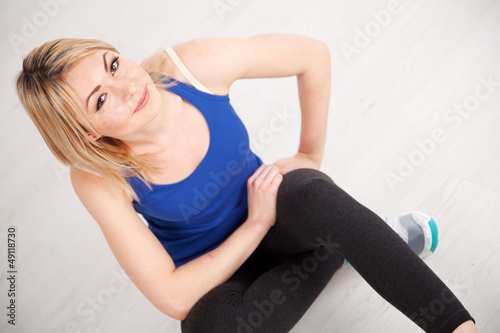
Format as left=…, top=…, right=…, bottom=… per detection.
left=17, top=33, right=477, bottom=332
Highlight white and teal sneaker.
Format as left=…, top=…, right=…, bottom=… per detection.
left=384, top=212, right=439, bottom=259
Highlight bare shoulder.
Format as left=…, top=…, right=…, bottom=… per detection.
left=140, top=34, right=324, bottom=95
left=156, top=34, right=327, bottom=93
left=140, top=38, right=243, bottom=95
left=172, top=38, right=240, bottom=94
left=70, top=167, right=115, bottom=193
left=70, top=167, right=133, bottom=218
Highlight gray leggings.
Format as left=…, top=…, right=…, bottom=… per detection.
left=181, top=168, right=474, bottom=332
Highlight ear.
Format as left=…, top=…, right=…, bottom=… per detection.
left=86, top=132, right=100, bottom=141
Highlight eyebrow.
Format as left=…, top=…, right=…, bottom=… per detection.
left=85, top=51, right=109, bottom=109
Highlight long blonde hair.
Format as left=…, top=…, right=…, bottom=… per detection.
left=16, top=38, right=172, bottom=202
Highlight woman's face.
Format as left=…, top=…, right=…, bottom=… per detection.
left=64, top=49, right=162, bottom=140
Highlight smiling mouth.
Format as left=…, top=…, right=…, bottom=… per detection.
left=134, top=85, right=149, bottom=113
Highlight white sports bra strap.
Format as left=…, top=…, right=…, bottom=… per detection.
left=163, top=46, right=213, bottom=94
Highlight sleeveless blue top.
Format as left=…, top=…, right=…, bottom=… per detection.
left=128, top=78, right=263, bottom=267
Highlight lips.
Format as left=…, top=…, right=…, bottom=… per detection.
left=134, top=85, right=149, bottom=113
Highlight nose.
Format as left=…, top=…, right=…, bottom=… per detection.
left=113, top=79, right=136, bottom=102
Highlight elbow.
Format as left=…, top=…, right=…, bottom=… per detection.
left=315, top=41, right=331, bottom=81
left=155, top=274, right=196, bottom=321
left=159, top=305, right=188, bottom=321
left=159, top=297, right=192, bottom=321
left=178, top=308, right=191, bottom=321
left=171, top=303, right=193, bottom=321
left=175, top=298, right=197, bottom=321
left=318, top=41, right=331, bottom=68
left=318, top=40, right=330, bottom=57
left=310, top=38, right=330, bottom=67
left=301, top=40, right=331, bottom=77
left=169, top=308, right=189, bottom=322
left=177, top=313, right=189, bottom=322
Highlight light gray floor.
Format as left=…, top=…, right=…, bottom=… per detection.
left=1, top=0, right=499, bottom=332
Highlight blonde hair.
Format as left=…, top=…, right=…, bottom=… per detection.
left=16, top=38, right=173, bottom=202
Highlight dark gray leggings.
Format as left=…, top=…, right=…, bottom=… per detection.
left=181, top=168, right=474, bottom=333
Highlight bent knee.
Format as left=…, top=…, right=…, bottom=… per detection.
left=279, top=169, right=335, bottom=199
left=277, top=169, right=338, bottom=215
left=280, top=168, right=334, bottom=190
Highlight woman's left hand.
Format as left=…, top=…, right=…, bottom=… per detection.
left=272, top=152, right=321, bottom=175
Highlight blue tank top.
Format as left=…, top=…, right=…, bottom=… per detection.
left=128, top=78, right=263, bottom=267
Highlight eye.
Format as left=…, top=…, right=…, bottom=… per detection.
left=110, top=57, right=119, bottom=75
left=94, top=56, right=119, bottom=112
left=96, top=93, right=106, bottom=111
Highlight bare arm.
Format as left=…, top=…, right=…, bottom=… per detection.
left=74, top=34, right=323, bottom=320
left=70, top=164, right=281, bottom=320
left=171, top=33, right=331, bottom=166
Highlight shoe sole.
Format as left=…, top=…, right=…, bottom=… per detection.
left=411, top=212, right=438, bottom=258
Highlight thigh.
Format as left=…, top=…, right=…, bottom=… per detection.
left=181, top=246, right=344, bottom=333
left=226, top=241, right=285, bottom=285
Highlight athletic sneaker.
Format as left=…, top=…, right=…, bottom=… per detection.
left=384, top=212, right=438, bottom=259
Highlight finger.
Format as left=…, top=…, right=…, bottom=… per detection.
left=248, top=164, right=268, bottom=184
left=261, top=165, right=281, bottom=184
left=252, top=166, right=274, bottom=187
left=271, top=162, right=286, bottom=175
left=271, top=171, right=283, bottom=188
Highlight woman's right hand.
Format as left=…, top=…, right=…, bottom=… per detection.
left=246, top=164, right=283, bottom=230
